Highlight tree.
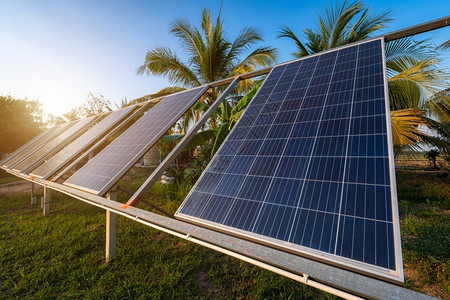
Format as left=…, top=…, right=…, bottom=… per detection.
left=137, top=8, right=277, bottom=128
left=63, top=93, right=112, bottom=121
left=425, top=149, right=440, bottom=170
left=278, top=0, right=391, bottom=57
left=0, top=96, right=44, bottom=155
left=278, top=0, right=450, bottom=155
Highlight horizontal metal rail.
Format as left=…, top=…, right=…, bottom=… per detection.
left=382, top=15, right=449, bottom=42
left=4, top=169, right=433, bottom=300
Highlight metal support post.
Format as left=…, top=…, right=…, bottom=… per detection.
left=31, top=182, right=36, bottom=205
left=43, top=186, right=51, bottom=216
left=106, top=189, right=117, bottom=261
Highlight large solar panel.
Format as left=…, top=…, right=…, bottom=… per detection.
left=30, top=106, right=136, bottom=179
left=12, top=116, right=97, bottom=173
left=176, top=38, right=403, bottom=282
left=3, top=122, right=75, bottom=169
left=64, top=86, right=208, bottom=195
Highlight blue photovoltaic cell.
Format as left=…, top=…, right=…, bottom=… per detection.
left=176, top=39, right=402, bottom=281
left=64, top=86, right=208, bottom=196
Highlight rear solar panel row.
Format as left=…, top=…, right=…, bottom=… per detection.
left=176, top=38, right=403, bottom=283
left=3, top=122, right=75, bottom=169
left=0, top=126, right=57, bottom=167
left=12, top=116, right=97, bottom=173
left=64, top=86, right=208, bottom=196
left=30, top=106, right=136, bottom=179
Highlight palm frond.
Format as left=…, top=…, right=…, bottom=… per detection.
left=277, top=26, right=310, bottom=57
left=436, top=40, right=450, bottom=51
left=385, top=38, right=435, bottom=76
left=227, top=26, right=264, bottom=60
left=388, top=58, right=450, bottom=120
left=137, top=46, right=200, bottom=87
left=170, top=19, right=202, bottom=59
left=390, top=108, right=427, bottom=155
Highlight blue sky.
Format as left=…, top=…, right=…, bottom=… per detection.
left=0, top=0, right=448, bottom=116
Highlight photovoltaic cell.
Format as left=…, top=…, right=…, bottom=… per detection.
left=3, top=122, right=75, bottom=169
left=64, top=86, right=208, bottom=195
left=12, top=116, right=97, bottom=173
left=176, top=39, right=403, bottom=282
left=30, top=106, right=136, bottom=179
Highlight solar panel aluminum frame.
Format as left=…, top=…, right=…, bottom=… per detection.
left=0, top=126, right=57, bottom=166
left=176, top=38, right=403, bottom=284
left=65, top=86, right=210, bottom=196
left=13, top=116, right=99, bottom=174
left=51, top=102, right=155, bottom=183
left=3, top=122, right=76, bottom=170
left=30, top=106, right=137, bottom=180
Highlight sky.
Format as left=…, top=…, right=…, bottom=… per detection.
left=0, top=0, right=448, bottom=117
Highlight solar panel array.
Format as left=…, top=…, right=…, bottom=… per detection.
left=176, top=39, right=402, bottom=281
left=30, top=106, right=136, bottom=179
left=12, top=116, right=97, bottom=173
left=3, top=122, right=75, bottom=169
left=0, top=126, right=57, bottom=167
left=64, top=86, right=208, bottom=195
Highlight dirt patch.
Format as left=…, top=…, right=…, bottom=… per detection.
left=404, top=267, right=448, bottom=299
left=0, top=179, right=43, bottom=195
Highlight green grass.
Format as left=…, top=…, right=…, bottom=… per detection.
left=396, top=170, right=450, bottom=298
left=0, top=174, right=331, bottom=299
left=0, top=169, right=448, bottom=298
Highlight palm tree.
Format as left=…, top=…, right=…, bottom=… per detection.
left=278, top=0, right=391, bottom=57
left=279, top=0, right=450, bottom=155
left=137, top=8, right=277, bottom=129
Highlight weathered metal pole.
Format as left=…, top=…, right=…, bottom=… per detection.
left=31, top=182, right=36, bottom=205
left=106, top=189, right=117, bottom=261
left=43, top=186, right=51, bottom=216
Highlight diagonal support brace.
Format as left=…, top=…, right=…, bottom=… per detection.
left=124, top=76, right=241, bottom=208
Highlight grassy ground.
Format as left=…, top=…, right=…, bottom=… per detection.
left=0, top=168, right=448, bottom=298
left=396, top=171, right=449, bottom=298
left=0, top=169, right=330, bottom=299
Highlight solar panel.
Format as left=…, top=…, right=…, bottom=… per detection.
left=64, top=86, right=208, bottom=195
left=0, top=125, right=58, bottom=166
left=12, top=116, right=97, bottom=173
left=30, top=106, right=136, bottom=179
left=176, top=38, right=403, bottom=282
left=3, top=122, right=75, bottom=169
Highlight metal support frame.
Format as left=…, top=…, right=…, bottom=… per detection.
left=43, top=186, right=51, bottom=216
left=19, top=116, right=99, bottom=175
left=382, top=15, right=449, bottom=42
left=0, top=127, right=54, bottom=166
left=106, top=190, right=117, bottom=261
left=31, top=182, right=36, bottom=205
left=3, top=171, right=434, bottom=299
left=124, top=77, right=241, bottom=208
